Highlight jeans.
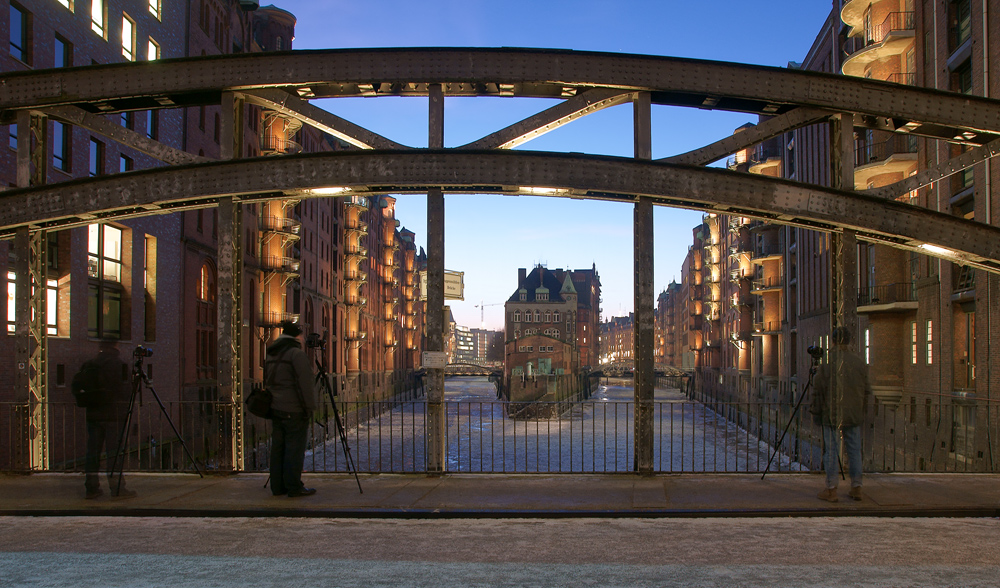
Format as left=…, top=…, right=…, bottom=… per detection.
left=85, top=419, right=127, bottom=494
left=822, top=424, right=863, bottom=490
left=269, top=411, right=310, bottom=495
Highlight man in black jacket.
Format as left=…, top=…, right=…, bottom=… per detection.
left=84, top=339, right=136, bottom=499
left=265, top=321, right=317, bottom=497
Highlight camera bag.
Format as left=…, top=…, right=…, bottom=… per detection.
left=246, top=348, right=291, bottom=418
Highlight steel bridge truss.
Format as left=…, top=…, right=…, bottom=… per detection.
left=2, top=48, right=1000, bottom=472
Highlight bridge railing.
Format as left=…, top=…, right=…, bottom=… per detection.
left=3, top=393, right=996, bottom=474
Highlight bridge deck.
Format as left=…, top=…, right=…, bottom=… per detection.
left=2, top=472, right=998, bottom=518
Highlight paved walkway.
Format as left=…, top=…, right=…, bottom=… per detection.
left=2, top=471, right=998, bottom=517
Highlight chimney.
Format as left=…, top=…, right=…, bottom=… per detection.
left=518, top=268, right=526, bottom=285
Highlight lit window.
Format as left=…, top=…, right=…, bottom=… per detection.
left=147, top=38, right=160, bottom=61
left=122, top=15, right=135, bottom=60
left=91, top=0, right=105, bottom=37
left=88, top=224, right=122, bottom=283
left=6, top=272, right=58, bottom=335
left=88, top=225, right=124, bottom=339
left=57, top=0, right=71, bottom=9
left=864, top=328, right=870, bottom=364
left=148, top=0, right=160, bottom=19
left=926, top=320, right=933, bottom=365
left=911, top=321, right=917, bottom=364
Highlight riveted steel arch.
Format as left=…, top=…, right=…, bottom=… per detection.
left=1, top=150, right=999, bottom=272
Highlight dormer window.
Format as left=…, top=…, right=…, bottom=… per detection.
left=519, top=290, right=526, bottom=301
left=538, top=292, right=548, bottom=301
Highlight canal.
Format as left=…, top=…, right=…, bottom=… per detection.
left=308, top=377, right=804, bottom=474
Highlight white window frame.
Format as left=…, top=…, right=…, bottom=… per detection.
left=147, top=38, right=160, bottom=61
left=91, top=0, right=106, bottom=38
left=122, top=14, right=135, bottom=60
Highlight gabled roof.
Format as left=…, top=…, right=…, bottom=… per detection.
left=507, top=267, right=567, bottom=303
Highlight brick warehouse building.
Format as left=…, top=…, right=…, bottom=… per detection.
left=1, top=1, right=424, bottom=470
left=657, top=0, right=1000, bottom=472
left=504, top=265, right=602, bottom=378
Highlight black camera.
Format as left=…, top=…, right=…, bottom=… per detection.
left=807, top=345, right=824, bottom=359
left=134, top=345, right=153, bottom=358
left=306, top=332, right=325, bottom=350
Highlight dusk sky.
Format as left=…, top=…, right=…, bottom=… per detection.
left=269, top=0, right=834, bottom=330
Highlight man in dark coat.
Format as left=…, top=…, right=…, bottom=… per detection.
left=84, top=339, right=136, bottom=499
left=810, top=327, right=872, bottom=503
left=265, top=320, right=317, bottom=497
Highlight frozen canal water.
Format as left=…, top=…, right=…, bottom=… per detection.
left=308, top=376, right=803, bottom=474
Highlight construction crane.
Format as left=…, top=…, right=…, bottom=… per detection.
left=474, top=300, right=503, bottom=328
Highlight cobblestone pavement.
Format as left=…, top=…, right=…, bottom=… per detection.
left=2, top=516, right=999, bottom=587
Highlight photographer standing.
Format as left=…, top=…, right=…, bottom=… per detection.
left=83, top=339, right=136, bottom=499
left=810, top=327, right=871, bottom=503
left=264, top=321, right=317, bottom=497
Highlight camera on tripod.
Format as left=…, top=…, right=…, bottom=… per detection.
left=807, top=345, right=824, bottom=360
left=134, top=345, right=153, bottom=358
left=306, top=332, right=326, bottom=350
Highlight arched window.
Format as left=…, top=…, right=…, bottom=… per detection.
left=545, top=311, right=551, bottom=323
left=535, top=310, right=541, bottom=323
left=513, top=311, right=521, bottom=322
left=523, top=311, right=531, bottom=323
left=198, top=263, right=215, bottom=301
left=553, top=311, right=560, bottom=322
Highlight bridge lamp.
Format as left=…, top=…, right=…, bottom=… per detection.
left=304, top=187, right=350, bottom=196
left=918, top=243, right=958, bottom=258
left=519, top=186, right=568, bottom=196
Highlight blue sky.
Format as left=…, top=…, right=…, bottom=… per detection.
left=270, top=0, right=835, bottom=330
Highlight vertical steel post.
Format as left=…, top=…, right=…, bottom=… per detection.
left=829, top=113, right=858, bottom=430
left=426, top=84, right=447, bottom=474
left=218, top=92, right=245, bottom=470
left=633, top=92, right=655, bottom=474
left=14, top=110, right=49, bottom=470
left=829, top=114, right=858, bottom=341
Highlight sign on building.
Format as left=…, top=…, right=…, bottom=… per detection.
left=419, top=270, right=465, bottom=301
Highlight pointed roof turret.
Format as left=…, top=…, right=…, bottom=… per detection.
left=560, top=273, right=577, bottom=294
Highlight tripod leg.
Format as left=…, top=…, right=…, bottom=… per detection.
left=141, top=379, right=204, bottom=477
left=111, top=379, right=141, bottom=496
left=762, top=378, right=813, bottom=479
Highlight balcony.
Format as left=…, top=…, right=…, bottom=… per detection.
left=344, top=331, right=368, bottom=342
left=259, top=255, right=300, bottom=276
left=259, top=311, right=299, bottom=328
left=854, top=134, right=918, bottom=188
left=260, top=135, right=302, bottom=155
left=344, top=220, right=368, bottom=235
left=752, top=320, right=782, bottom=336
left=751, top=276, right=783, bottom=293
left=885, top=72, right=915, bottom=85
left=843, top=12, right=915, bottom=77
left=260, top=216, right=301, bottom=238
left=345, top=195, right=369, bottom=210
left=751, top=244, right=783, bottom=263
left=748, top=144, right=782, bottom=176
left=345, top=245, right=368, bottom=260
left=857, top=282, right=918, bottom=313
